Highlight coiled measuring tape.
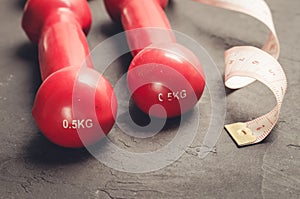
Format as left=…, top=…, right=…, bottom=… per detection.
left=195, top=0, right=287, bottom=146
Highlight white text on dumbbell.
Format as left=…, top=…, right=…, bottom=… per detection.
left=158, top=90, right=187, bottom=102
left=62, top=119, right=93, bottom=129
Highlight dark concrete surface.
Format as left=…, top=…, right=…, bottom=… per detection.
left=0, top=0, right=299, bottom=198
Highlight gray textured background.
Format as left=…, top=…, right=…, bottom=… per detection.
left=0, top=0, right=299, bottom=198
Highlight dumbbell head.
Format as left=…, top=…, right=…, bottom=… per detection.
left=22, top=0, right=92, bottom=43
left=127, top=43, right=205, bottom=118
left=32, top=67, right=117, bottom=148
left=104, top=0, right=169, bottom=21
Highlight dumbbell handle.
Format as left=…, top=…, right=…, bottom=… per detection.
left=118, top=0, right=175, bottom=56
left=39, top=11, right=91, bottom=80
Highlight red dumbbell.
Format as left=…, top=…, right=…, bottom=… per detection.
left=22, top=0, right=117, bottom=148
left=104, top=0, right=205, bottom=117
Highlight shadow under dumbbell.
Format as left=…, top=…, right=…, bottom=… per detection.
left=15, top=42, right=41, bottom=104
left=96, top=21, right=132, bottom=83
left=99, top=21, right=124, bottom=37
left=117, top=97, right=196, bottom=136
left=24, top=134, right=92, bottom=166
left=15, top=0, right=26, bottom=10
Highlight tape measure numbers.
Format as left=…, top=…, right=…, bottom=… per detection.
left=195, top=0, right=287, bottom=146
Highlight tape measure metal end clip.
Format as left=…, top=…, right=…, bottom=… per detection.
left=225, top=122, right=256, bottom=146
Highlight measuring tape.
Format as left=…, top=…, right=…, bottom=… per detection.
left=194, top=0, right=287, bottom=146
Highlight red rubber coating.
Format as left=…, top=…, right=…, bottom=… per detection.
left=22, top=0, right=91, bottom=44
left=104, top=0, right=205, bottom=117
left=22, top=0, right=117, bottom=148
left=104, top=0, right=168, bottom=22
